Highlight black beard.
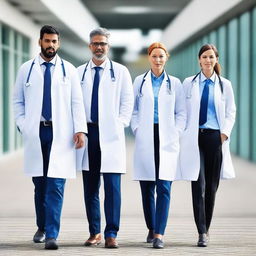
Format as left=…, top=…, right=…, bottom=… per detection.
left=41, top=47, right=57, bottom=59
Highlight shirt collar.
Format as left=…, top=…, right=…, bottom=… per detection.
left=90, top=58, right=107, bottom=70
left=39, top=54, right=57, bottom=66
left=200, top=71, right=216, bottom=83
left=151, top=70, right=165, bottom=81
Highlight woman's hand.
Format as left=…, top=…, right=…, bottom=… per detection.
left=220, top=133, right=228, bottom=144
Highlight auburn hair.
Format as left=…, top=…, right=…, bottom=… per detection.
left=147, top=42, right=170, bottom=57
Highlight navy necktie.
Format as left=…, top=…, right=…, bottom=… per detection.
left=91, top=67, right=102, bottom=123
left=199, top=79, right=211, bottom=125
left=42, top=62, right=53, bottom=121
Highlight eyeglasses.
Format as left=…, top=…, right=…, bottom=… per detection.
left=90, top=42, right=108, bottom=47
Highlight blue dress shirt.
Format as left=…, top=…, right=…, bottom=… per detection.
left=151, top=71, right=165, bottom=124
left=199, top=72, right=220, bottom=129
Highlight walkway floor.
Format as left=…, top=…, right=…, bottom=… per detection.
left=0, top=138, right=256, bottom=255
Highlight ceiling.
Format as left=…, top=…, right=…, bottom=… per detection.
left=81, top=0, right=191, bottom=32
left=6, top=0, right=192, bottom=38
left=5, top=0, right=191, bottom=64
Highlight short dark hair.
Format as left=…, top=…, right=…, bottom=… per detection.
left=40, top=25, right=60, bottom=39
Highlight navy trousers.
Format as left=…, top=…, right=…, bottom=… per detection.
left=139, top=124, right=172, bottom=235
left=192, top=129, right=222, bottom=234
left=82, top=123, right=121, bottom=239
left=32, top=124, right=66, bottom=239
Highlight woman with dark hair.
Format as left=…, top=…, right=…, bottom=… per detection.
left=131, top=42, right=186, bottom=249
left=180, top=44, right=236, bottom=247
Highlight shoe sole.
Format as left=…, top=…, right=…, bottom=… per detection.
left=197, top=243, right=207, bottom=247
left=33, top=239, right=45, bottom=243
left=84, top=241, right=101, bottom=246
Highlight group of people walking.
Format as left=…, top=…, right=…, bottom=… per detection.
left=13, top=25, right=236, bottom=250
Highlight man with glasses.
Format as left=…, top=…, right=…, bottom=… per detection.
left=77, top=27, right=133, bottom=248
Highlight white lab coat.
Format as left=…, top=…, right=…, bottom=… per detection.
left=13, top=54, right=87, bottom=178
left=77, top=58, right=134, bottom=173
left=131, top=71, right=187, bottom=181
left=180, top=73, right=236, bottom=180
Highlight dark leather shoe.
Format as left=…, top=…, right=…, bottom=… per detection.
left=146, top=230, right=154, bottom=243
left=84, top=234, right=102, bottom=246
left=197, top=233, right=207, bottom=247
left=153, top=238, right=164, bottom=249
left=105, top=237, right=119, bottom=248
left=33, top=229, right=45, bottom=243
left=45, top=238, right=58, bottom=250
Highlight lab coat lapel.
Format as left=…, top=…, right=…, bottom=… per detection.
left=144, top=70, right=154, bottom=99
left=52, top=55, right=62, bottom=85
left=34, top=55, right=43, bottom=80
left=214, top=76, right=222, bottom=126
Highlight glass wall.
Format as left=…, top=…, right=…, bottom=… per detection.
left=167, top=6, right=256, bottom=162
left=0, top=23, right=30, bottom=155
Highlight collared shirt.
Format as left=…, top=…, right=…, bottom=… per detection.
left=151, top=71, right=165, bottom=124
left=39, top=55, right=57, bottom=121
left=39, top=54, right=56, bottom=76
left=199, top=72, right=219, bottom=129
left=90, top=58, right=107, bottom=81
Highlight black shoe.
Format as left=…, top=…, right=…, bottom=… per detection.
left=153, top=238, right=164, bottom=249
left=197, top=233, right=207, bottom=247
left=146, top=230, right=154, bottom=243
left=33, top=229, right=45, bottom=243
left=45, top=238, right=58, bottom=250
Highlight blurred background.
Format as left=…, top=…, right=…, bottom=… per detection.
left=0, top=0, right=256, bottom=165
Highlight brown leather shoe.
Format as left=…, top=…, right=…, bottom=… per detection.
left=84, top=234, right=101, bottom=246
left=105, top=237, right=119, bottom=248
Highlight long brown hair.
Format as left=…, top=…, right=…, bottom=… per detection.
left=198, top=44, right=221, bottom=75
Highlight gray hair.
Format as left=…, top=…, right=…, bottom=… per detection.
left=89, top=27, right=110, bottom=42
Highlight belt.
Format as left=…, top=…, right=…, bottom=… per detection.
left=87, top=122, right=98, bottom=127
left=199, top=128, right=219, bottom=133
left=40, top=121, right=52, bottom=127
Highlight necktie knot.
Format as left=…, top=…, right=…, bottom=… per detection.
left=204, top=78, right=211, bottom=86
left=43, top=62, right=53, bottom=69
left=94, top=66, right=102, bottom=72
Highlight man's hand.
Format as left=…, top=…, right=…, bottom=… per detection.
left=73, top=132, right=86, bottom=149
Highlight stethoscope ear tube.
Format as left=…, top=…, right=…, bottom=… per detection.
left=80, top=60, right=115, bottom=85
left=25, top=58, right=66, bottom=86
left=188, top=71, right=223, bottom=98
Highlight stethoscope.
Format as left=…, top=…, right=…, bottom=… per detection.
left=186, top=71, right=224, bottom=99
left=137, top=70, right=172, bottom=98
left=25, top=58, right=66, bottom=87
left=80, top=59, right=115, bottom=86
left=135, top=70, right=172, bottom=111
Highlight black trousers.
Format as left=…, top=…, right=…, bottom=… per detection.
left=192, top=129, right=222, bottom=234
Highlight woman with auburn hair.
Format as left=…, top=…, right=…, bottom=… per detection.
left=180, top=44, right=236, bottom=247
left=130, top=42, right=186, bottom=249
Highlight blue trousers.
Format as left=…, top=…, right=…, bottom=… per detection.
left=82, top=123, right=121, bottom=238
left=32, top=124, right=66, bottom=239
left=139, top=124, right=172, bottom=235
